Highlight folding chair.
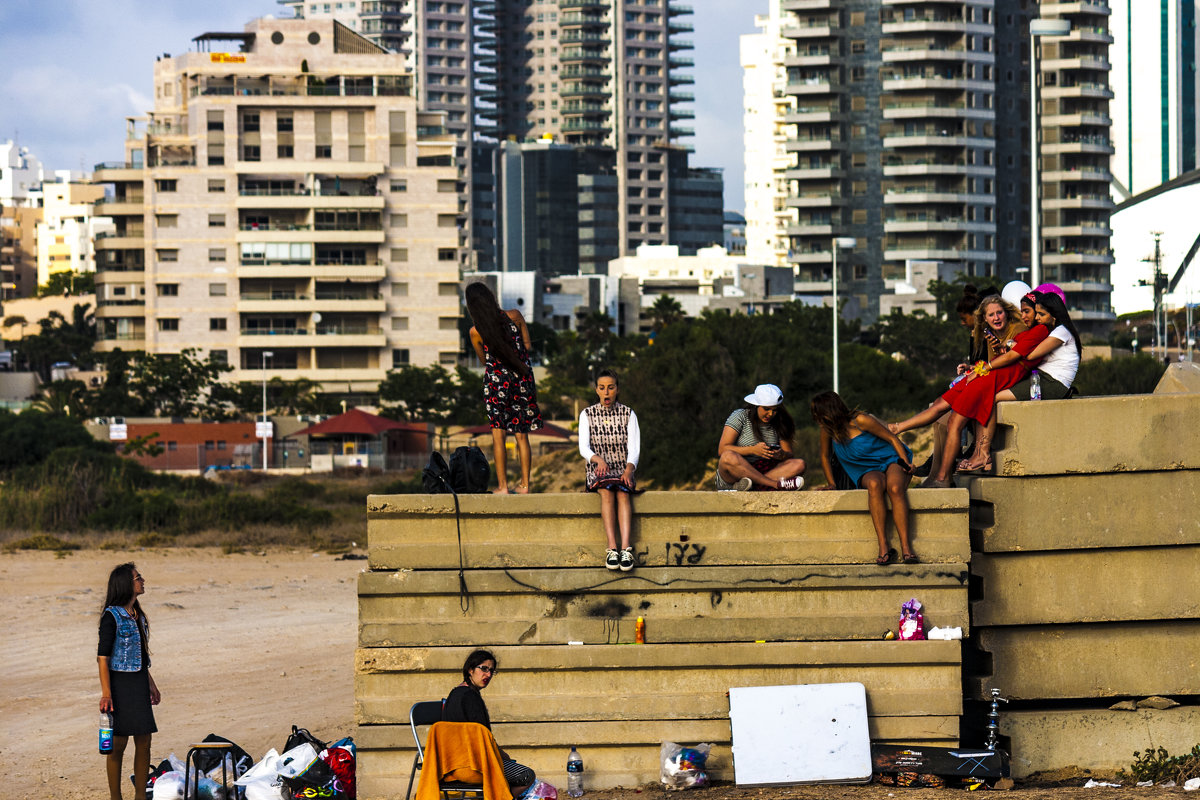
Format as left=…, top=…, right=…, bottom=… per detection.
left=405, top=701, right=490, bottom=800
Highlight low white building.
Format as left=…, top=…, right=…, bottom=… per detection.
left=0, top=141, right=44, bottom=207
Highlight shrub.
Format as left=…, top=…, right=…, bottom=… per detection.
left=6, top=534, right=81, bottom=551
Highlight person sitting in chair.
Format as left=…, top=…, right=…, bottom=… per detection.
left=442, top=650, right=535, bottom=792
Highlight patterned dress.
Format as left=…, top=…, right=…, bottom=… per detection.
left=580, top=402, right=640, bottom=491
left=482, top=319, right=543, bottom=433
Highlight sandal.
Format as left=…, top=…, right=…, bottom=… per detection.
left=902, top=552, right=920, bottom=564
left=957, top=456, right=993, bottom=474
left=876, top=548, right=897, bottom=566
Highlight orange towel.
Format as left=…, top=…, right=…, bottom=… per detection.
left=416, top=722, right=514, bottom=800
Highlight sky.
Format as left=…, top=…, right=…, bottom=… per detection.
left=0, top=0, right=762, bottom=212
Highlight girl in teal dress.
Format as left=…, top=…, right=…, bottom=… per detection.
left=811, top=391, right=917, bottom=565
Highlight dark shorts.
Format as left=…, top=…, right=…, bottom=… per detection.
left=1009, top=371, right=1070, bottom=400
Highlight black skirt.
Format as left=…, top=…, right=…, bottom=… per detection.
left=109, top=668, right=157, bottom=736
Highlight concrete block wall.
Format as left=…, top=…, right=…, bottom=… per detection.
left=358, top=491, right=971, bottom=798
left=966, top=394, right=1200, bottom=777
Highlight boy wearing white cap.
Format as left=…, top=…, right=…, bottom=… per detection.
left=715, top=383, right=807, bottom=491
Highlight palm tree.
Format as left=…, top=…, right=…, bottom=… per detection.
left=649, top=294, right=685, bottom=331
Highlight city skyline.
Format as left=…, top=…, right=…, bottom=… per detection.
left=0, top=0, right=760, bottom=211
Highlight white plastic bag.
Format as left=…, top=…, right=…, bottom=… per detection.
left=236, top=748, right=286, bottom=800
left=276, top=742, right=320, bottom=780
left=660, top=741, right=712, bottom=790
left=152, top=771, right=185, bottom=800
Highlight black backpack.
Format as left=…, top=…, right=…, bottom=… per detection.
left=422, top=451, right=452, bottom=493
left=449, top=445, right=490, bottom=494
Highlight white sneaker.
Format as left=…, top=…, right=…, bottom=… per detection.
left=778, top=476, right=805, bottom=491
left=619, top=548, right=635, bottom=572
left=733, top=477, right=753, bottom=491
left=604, top=549, right=620, bottom=570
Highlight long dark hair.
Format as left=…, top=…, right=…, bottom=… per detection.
left=461, top=649, right=497, bottom=681
left=102, top=562, right=148, bottom=644
left=955, top=284, right=980, bottom=317
left=743, top=402, right=795, bottom=446
left=1034, top=291, right=1083, bottom=355
left=810, top=391, right=857, bottom=444
left=465, top=283, right=530, bottom=376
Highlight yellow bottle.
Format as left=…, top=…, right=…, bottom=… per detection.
left=635, top=616, right=645, bottom=644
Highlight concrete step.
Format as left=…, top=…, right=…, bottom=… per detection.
left=992, top=394, right=1200, bottom=476
left=971, top=546, right=1200, bottom=626
left=356, top=641, right=963, bottom=794
left=360, top=564, right=970, bottom=646
left=1000, top=706, right=1200, bottom=779
left=367, top=490, right=970, bottom=570
left=970, top=621, right=1200, bottom=700
left=967, top=470, right=1200, bottom=552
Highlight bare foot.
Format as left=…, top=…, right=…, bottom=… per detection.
left=492, top=487, right=510, bottom=495
left=514, top=484, right=530, bottom=494
left=888, top=422, right=901, bottom=434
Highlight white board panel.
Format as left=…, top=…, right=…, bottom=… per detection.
left=728, top=682, right=872, bottom=786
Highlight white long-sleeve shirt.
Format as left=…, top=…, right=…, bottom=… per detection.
left=578, top=407, right=641, bottom=467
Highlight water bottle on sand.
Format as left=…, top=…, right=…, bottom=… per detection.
left=567, top=746, right=584, bottom=797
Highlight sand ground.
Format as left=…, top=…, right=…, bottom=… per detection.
left=3, top=548, right=1185, bottom=800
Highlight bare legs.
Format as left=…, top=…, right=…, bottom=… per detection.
left=490, top=429, right=533, bottom=493
left=107, top=734, right=152, bottom=800
left=859, top=462, right=915, bottom=562
left=598, top=487, right=633, bottom=550
left=930, top=412, right=971, bottom=483
left=717, top=452, right=807, bottom=489
left=890, top=397, right=951, bottom=436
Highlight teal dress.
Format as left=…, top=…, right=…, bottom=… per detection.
left=831, top=431, right=912, bottom=489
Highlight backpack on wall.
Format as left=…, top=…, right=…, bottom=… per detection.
left=422, top=451, right=452, bottom=494
left=449, top=446, right=490, bottom=494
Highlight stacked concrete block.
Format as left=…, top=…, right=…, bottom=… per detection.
left=967, top=394, right=1200, bottom=777
left=358, top=490, right=972, bottom=797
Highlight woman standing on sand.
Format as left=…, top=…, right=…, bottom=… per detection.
left=466, top=282, right=544, bottom=494
left=98, top=562, right=160, bottom=800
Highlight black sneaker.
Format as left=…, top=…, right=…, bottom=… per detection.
left=619, top=548, right=635, bottom=572
left=605, top=549, right=620, bottom=570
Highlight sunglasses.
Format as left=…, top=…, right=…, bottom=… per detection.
left=475, top=665, right=497, bottom=675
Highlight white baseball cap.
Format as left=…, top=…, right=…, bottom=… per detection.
left=744, top=384, right=784, bottom=407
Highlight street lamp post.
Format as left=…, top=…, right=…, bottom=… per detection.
left=261, top=350, right=274, bottom=470
left=1029, top=18, right=1071, bottom=287
left=831, top=237, right=857, bottom=393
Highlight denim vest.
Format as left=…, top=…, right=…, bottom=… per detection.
left=106, top=606, right=147, bottom=672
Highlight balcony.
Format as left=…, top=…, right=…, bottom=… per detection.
left=1042, top=223, right=1112, bottom=238
left=92, top=162, right=143, bottom=182
left=780, top=23, right=836, bottom=40
left=1042, top=82, right=1114, bottom=100
left=786, top=222, right=834, bottom=236
left=1039, top=2, right=1112, bottom=16
left=786, top=193, right=843, bottom=207
left=93, top=201, right=144, bottom=217
left=1044, top=194, right=1113, bottom=210
left=1042, top=166, right=1111, bottom=182
left=1042, top=249, right=1114, bottom=265
left=783, top=78, right=840, bottom=96
left=94, top=233, right=145, bottom=250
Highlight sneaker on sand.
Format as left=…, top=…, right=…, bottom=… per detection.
left=732, top=477, right=753, bottom=491
left=619, top=548, right=635, bottom=572
left=605, top=549, right=620, bottom=570
left=778, top=476, right=805, bottom=491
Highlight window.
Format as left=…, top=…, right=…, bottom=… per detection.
left=155, top=179, right=177, bottom=192
left=208, top=248, right=226, bottom=262
left=390, top=180, right=408, bottom=192
left=391, top=282, right=409, bottom=297
left=437, top=179, right=457, bottom=193
left=167, top=441, right=178, bottom=452
left=156, top=283, right=179, bottom=296
left=155, top=214, right=178, bottom=228
left=438, top=282, right=458, bottom=296
left=850, top=40, right=866, bottom=54
left=391, top=316, right=409, bottom=331
left=241, top=111, right=260, bottom=132
left=390, top=213, right=408, bottom=228
left=315, top=144, right=332, bottom=158
left=209, top=283, right=227, bottom=296
left=156, top=249, right=179, bottom=262
left=217, top=441, right=227, bottom=451
left=208, top=214, right=225, bottom=228
left=438, top=352, right=457, bottom=366
left=158, top=318, right=179, bottom=331
left=210, top=350, right=228, bottom=366
left=437, top=248, right=457, bottom=261
left=208, top=179, right=225, bottom=193
left=210, top=318, right=227, bottom=331
left=438, top=316, right=458, bottom=331
left=390, top=247, right=409, bottom=262
left=242, top=145, right=261, bottom=162
left=276, top=113, right=293, bottom=133
left=437, top=214, right=458, bottom=228
left=393, top=348, right=410, bottom=365
left=277, top=144, right=294, bottom=158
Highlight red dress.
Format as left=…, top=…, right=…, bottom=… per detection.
left=941, top=325, right=1049, bottom=424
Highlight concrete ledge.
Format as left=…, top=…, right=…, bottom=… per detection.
left=971, top=621, right=1200, bottom=700
left=355, top=642, right=962, bottom=796
left=967, top=471, right=1200, bottom=551
left=359, top=564, right=969, bottom=645
left=367, top=489, right=970, bottom=570
left=971, top=546, right=1200, bottom=626
left=993, top=394, right=1200, bottom=476
left=1001, top=707, right=1200, bottom=779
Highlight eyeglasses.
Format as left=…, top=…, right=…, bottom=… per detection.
left=475, top=665, right=497, bottom=675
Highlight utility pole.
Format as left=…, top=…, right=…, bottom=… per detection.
left=1140, top=232, right=1168, bottom=360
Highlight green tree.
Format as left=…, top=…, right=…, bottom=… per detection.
left=127, top=348, right=232, bottom=417
left=31, top=379, right=90, bottom=417
left=1073, top=355, right=1168, bottom=396
left=873, top=308, right=966, bottom=382
left=379, top=364, right=482, bottom=424
left=37, top=270, right=95, bottom=297
left=649, top=294, right=685, bottom=331
left=926, top=272, right=978, bottom=318
left=12, top=304, right=96, bottom=382
left=0, top=408, right=110, bottom=471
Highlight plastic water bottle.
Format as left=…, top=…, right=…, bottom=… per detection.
left=1030, top=370, right=1042, bottom=401
left=99, top=712, right=114, bottom=754
left=567, top=746, right=584, bottom=797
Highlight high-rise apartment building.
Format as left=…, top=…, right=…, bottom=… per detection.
left=1108, top=0, right=1199, bottom=198
left=35, top=180, right=112, bottom=289
left=91, top=18, right=462, bottom=390
left=280, top=0, right=718, bottom=272
left=746, top=0, right=1114, bottom=334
